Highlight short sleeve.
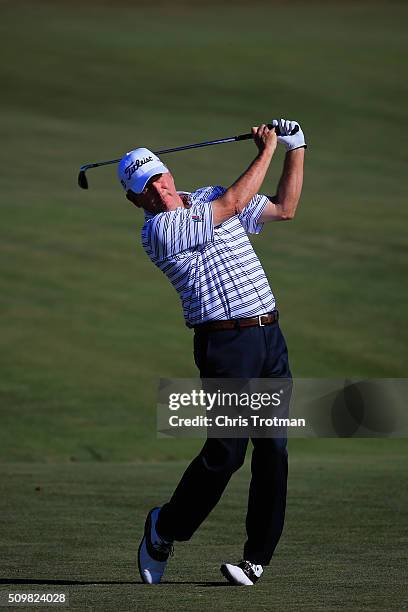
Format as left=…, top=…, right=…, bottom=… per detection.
left=238, top=194, right=269, bottom=234
left=144, top=201, right=214, bottom=260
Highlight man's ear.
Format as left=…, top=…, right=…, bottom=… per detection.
left=126, top=189, right=141, bottom=207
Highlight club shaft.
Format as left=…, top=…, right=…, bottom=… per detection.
left=156, top=134, right=251, bottom=155
left=78, top=123, right=299, bottom=188
left=80, top=133, right=253, bottom=172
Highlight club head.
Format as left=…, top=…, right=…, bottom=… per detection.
left=78, top=170, right=89, bottom=190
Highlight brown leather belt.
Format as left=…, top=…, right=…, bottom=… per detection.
left=193, top=310, right=279, bottom=331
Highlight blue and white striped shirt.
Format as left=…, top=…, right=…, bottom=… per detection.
left=141, top=186, right=276, bottom=326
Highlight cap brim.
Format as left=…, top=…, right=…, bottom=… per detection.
left=127, top=162, right=169, bottom=194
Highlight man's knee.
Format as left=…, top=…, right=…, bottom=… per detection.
left=271, top=437, right=288, bottom=454
left=200, top=439, right=247, bottom=475
left=253, top=437, right=288, bottom=457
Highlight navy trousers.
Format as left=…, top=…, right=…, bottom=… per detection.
left=157, top=320, right=291, bottom=565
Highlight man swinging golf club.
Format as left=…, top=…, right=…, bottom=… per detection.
left=118, top=119, right=306, bottom=586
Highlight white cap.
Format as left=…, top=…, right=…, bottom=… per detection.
left=118, top=148, right=169, bottom=193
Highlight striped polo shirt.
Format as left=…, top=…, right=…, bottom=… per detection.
left=141, top=186, right=276, bottom=326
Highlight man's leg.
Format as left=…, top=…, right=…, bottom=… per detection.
left=243, top=322, right=292, bottom=565
left=243, top=437, right=288, bottom=565
left=157, top=326, right=265, bottom=541
left=157, top=437, right=249, bottom=541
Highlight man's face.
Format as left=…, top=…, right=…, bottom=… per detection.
left=126, top=172, right=179, bottom=214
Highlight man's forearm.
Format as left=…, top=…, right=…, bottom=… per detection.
left=259, top=148, right=305, bottom=222
left=225, top=149, right=274, bottom=214
left=212, top=148, right=274, bottom=225
left=274, top=148, right=304, bottom=219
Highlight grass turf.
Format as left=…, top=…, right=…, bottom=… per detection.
left=1, top=3, right=407, bottom=609
left=1, top=0, right=408, bottom=461
left=0, top=448, right=407, bottom=611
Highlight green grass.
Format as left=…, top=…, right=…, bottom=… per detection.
left=0, top=448, right=407, bottom=611
left=0, top=5, right=407, bottom=609
left=1, top=0, right=407, bottom=461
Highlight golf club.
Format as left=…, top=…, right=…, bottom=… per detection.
left=77, top=123, right=299, bottom=190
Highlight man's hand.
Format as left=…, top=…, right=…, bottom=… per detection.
left=252, top=124, right=278, bottom=156
left=271, top=118, right=307, bottom=151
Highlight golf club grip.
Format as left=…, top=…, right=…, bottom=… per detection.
left=236, top=124, right=299, bottom=140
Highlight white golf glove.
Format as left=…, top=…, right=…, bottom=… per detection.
left=271, top=118, right=307, bottom=151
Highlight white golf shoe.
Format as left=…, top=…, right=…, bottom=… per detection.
left=220, top=560, right=263, bottom=586
left=138, top=507, right=174, bottom=584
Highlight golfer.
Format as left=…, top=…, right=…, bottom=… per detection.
left=118, top=119, right=306, bottom=586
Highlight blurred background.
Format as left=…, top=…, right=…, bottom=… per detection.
left=1, top=0, right=406, bottom=461
left=0, top=1, right=407, bottom=608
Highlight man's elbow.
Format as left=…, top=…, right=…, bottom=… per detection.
left=278, top=202, right=297, bottom=220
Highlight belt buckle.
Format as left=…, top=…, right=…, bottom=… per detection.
left=258, top=314, right=267, bottom=327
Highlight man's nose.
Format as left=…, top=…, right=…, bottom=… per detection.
left=151, top=180, right=162, bottom=193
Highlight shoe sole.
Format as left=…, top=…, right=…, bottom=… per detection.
left=137, top=536, right=147, bottom=584
left=220, top=564, right=236, bottom=585
left=138, top=507, right=158, bottom=584
left=220, top=564, right=254, bottom=586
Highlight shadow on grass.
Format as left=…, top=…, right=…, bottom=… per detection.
left=0, top=578, right=231, bottom=587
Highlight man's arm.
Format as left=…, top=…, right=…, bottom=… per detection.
left=211, top=125, right=277, bottom=226
left=259, top=148, right=305, bottom=222
left=258, top=119, right=306, bottom=222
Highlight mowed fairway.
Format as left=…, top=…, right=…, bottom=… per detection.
left=0, top=448, right=407, bottom=611
left=0, top=1, right=407, bottom=610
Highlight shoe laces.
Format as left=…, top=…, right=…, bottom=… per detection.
left=241, top=560, right=263, bottom=576
left=154, top=539, right=174, bottom=557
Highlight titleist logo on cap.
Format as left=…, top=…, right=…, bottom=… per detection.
left=124, top=156, right=153, bottom=181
